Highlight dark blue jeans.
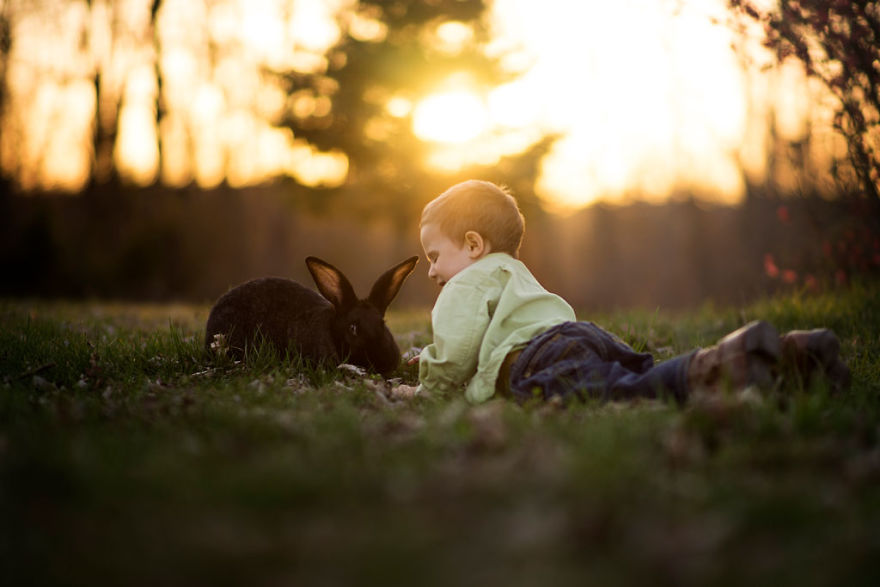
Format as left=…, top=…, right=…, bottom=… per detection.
left=507, top=321, right=694, bottom=404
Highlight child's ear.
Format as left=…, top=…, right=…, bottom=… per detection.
left=464, top=230, right=489, bottom=258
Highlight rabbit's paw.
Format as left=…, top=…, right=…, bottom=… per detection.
left=209, top=333, right=229, bottom=357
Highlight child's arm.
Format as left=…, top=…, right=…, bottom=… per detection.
left=387, top=354, right=421, bottom=399
left=416, top=281, right=490, bottom=395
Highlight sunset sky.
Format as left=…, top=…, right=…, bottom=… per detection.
left=0, top=0, right=836, bottom=209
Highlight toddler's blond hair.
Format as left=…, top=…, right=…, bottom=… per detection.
left=421, top=180, right=525, bottom=257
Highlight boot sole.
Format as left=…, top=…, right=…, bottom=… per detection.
left=827, top=359, right=851, bottom=393
left=782, top=329, right=848, bottom=393
left=784, top=329, right=840, bottom=368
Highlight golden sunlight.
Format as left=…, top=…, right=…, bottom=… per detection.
left=429, top=21, right=474, bottom=54
left=413, top=90, right=489, bottom=144
left=1, top=0, right=826, bottom=207
left=403, top=0, right=782, bottom=209
left=482, top=0, right=757, bottom=209
left=1, top=0, right=353, bottom=192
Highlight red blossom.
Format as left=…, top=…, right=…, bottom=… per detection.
left=764, top=254, right=780, bottom=278
left=776, top=205, right=790, bottom=223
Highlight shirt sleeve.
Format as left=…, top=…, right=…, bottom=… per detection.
left=417, top=280, right=492, bottom=395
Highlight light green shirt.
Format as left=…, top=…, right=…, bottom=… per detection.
left=417, top=252, right=576, bottom=403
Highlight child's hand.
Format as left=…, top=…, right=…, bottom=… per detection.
left=390, top=384, right=419, bottom=400
left=403, top=346, right=422, bottom=365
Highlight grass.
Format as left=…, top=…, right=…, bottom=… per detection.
left=1, top=284, right=879, bottom=586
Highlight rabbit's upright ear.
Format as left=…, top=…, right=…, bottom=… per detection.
left=306, top=257, right=358, bottom=310
left=368, top=256, right=419, bottom=314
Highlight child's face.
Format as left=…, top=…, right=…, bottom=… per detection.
left=420, top=223, right=485, bottom=287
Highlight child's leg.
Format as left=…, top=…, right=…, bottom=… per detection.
left=688, top=323, right=851, bottom=395
left=506, top=321, right=849, bottom=405
left=780, top=329, right=850, bottom=393
left=507, top=321, right=691, bottom=404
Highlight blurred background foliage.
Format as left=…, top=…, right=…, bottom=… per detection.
left=0, top=0, right=877, bottom=309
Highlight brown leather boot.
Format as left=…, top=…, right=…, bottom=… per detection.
left=687, top=321, right=781, bottom=395
left=780, top=329, right=851, bottom=393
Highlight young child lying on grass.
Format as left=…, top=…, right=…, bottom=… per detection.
left=392, top=180, right=850, bottom=404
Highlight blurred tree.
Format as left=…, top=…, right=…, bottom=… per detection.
left=150, top=0, right=164, bottom=188
left=271, top=0, right=545, bottom=224
left=86, top=0, right=121, bottom=187
left=0, top=0, right=11, bottom=196
left=1, top=0, right=555, bottom=218
left=729, top=0, right=880, bottom=207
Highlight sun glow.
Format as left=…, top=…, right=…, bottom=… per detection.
left=405, top=1, right=779, bottom=209
left=407, top=0, right=819, bottom=210
left=2, top=0, right=353, bottom=192
left=2, top=0, right=825, bottom=207
left=482, top=0, right=762, bottom=209
left=412, top=90, right=489, bottom=144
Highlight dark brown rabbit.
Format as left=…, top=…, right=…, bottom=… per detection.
left=205, top=256, right=419, bottom=376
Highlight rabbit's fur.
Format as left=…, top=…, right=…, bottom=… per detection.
left=205, top=256, right=419, bottom=376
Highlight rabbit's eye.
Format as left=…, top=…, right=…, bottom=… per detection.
left=349, top=323, right=358, bottom=336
